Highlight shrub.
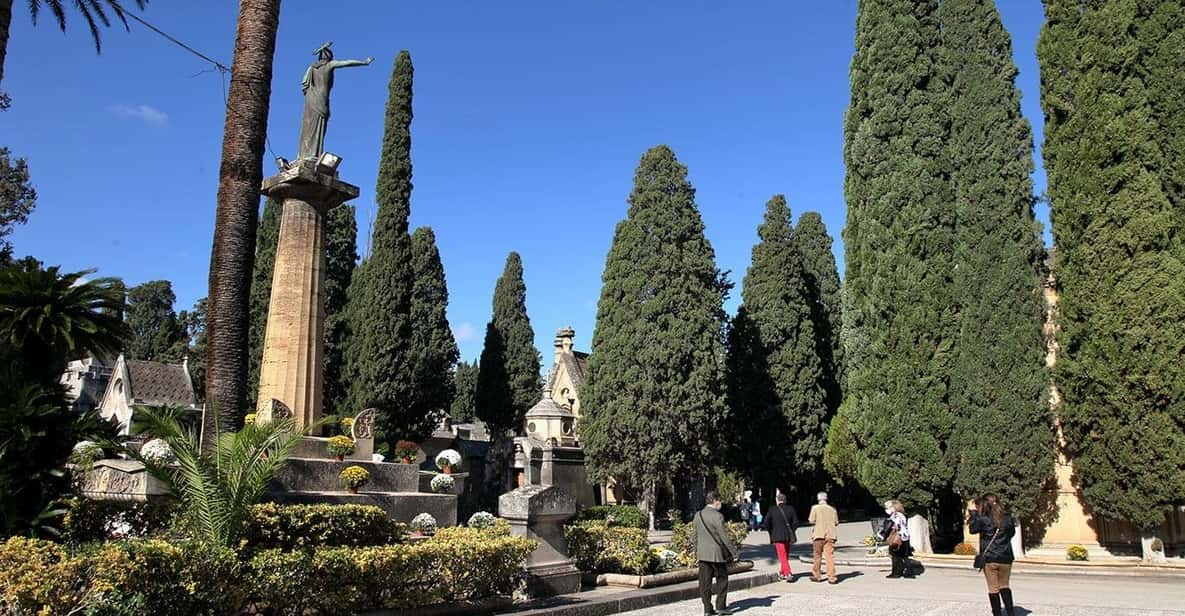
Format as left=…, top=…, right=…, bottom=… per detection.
left=0, top=537, right=88, bottom=614
left=468, top=511, right=497, bottom=529
left=86, top=540, right=244, bottom=615
left=394, top=440, right=419, bottom=461
left=61, top=497, right=179, bottom=543
left=435, top=518, right=511, bottom=541
left=430, top=473, right=455, bottom=493
left=565, top=521, right=652, bottom=574
left=953, top=542, right=978, bottom=556
left=243, top=503, right=404, bottom=551
left=1067, top=544, right=1089, bottom=561
left=327, top=435, right=355, bottom=457
left=436, top=448, right=461, bottom=471
left=411, top=513, right=437, bottom=536
left=670, top=520, right=748, bottom=567
left=340, top=465, right=370, bottom=490
left=576, top=505, right=647, bottom=529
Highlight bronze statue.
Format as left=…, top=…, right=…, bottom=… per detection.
left=298, top=42, right=372, bottom=160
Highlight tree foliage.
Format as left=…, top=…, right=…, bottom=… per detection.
left=1039, top=0, right=1185, bottom=530
left=726, top=196, right=828, bottom=492
left=407, top=227, right=459, bottom=434
left=247, top=198, right=280, bottom=410
left=125, top=280, right=185, bottom=362
left=581, top=145, right=729, bottom=505
left=344, top=51, right=418, bottom=443
left=180, top=297, right=208, bottom=401
left=0, top=148, right=35, bottom=263
left=795, top=212, right=844, bottom=418
left=323, top=204, right=357, bottom=418
left=475, top=252, right=540, bottom=437
left=451, top=360, right=479, bottom=423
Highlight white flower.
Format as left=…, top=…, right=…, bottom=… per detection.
left=371, top=453, right=385, bottom=463
left=468, top=511, right=497, bottom=529
left=73, top=440, right=96, bottom=451
left=435, top=449, right=461, bottom=470
left=430, top=473, right=455, bottom=493
left=652, top=548, right=680, bottom=572
left=410, top=513, right=437, bottom=534
left=140, top=439, right=177, bottom=465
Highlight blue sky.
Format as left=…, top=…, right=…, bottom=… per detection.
left=3, top=1, right=1048, bottom=367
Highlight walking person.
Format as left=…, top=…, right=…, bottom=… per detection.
left=761, top=492, right=799, bottom=581
left=879, top=499, right=914, bottom=579
left=808, top=491, right=839, bottom=584
left=969, top=495, right=1018, bottom=616
left=739, top=497, right=752, bottom=528
left=750, top=498, right=762, bottom=532
left=696, top=491, right=740, bottom=615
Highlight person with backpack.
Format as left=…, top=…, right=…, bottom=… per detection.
left=969, top=494, right=1018, bottom=616
left=696, top=491, right=739, bottom=616
left=761, top=492, right=799, bottom=581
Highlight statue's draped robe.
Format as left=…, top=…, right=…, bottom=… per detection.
left=299, top=61, right=334, bottom=160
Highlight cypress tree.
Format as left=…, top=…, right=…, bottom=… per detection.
left=344, top=50, right=418, bottom=442
left=842, top=0, right=955, bottom=509
left=581, top=145, right=729, bottom=516
left=941, top=0, right=1052, bottom=520
left=407, top=226, right=460, bottom=436
left=795, top=212, right=844, bottom=414
left=182, top=297, right=208, bottom=401
left=1039, top=0, right=1185, bottom=534
left=475, top=252, right=541, bottom=437
left=125, top=280, right=184, bottom=362
left=451, top=360, right=479, bottom=423
left=323, top=204, right=358, bottom=418
left=247, top=197, right=280, bottom=408
left=727, top=196, right=828, bottom=494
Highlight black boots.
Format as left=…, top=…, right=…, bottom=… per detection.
left=1000, top=588, right=1016, bottom=616
left=988, top=593, right=1002, bottom=616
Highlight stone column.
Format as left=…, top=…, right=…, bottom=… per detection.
left=256, top=160, right=358, bottom=431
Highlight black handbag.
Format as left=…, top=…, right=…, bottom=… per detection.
left=974, top=526, right=1002, bottom=571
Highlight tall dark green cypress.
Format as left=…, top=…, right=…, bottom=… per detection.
left=727, top=196, right=828, bottom=493
left=451, top=360, right=479, bottom=423
left=247, top=198, right=280, bottom=408
left=125, top=280, right=184, bottom=362
left=842, top=0, right=955, bottom=509
left=323, top=204, right=357, bottom=418
left=941, top=0, right=1052, bottom=520
left=1039, top=0, right=1185, bottom=534
left=344, top=51, right=417, bottom=442
left=407, top=226, right=460, bottom=436
left=475, top=252, right=540, bottom=436
left=581, top=145, right=729, bottom=514
left=795, top=212, right=844, bottom=415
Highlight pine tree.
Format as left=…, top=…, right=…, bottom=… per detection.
left=0, top=147, right=36, bottom=265
left=1039, top=0, right=1185, bottom=534
left=941, top=0, right=1052, bottom=520
left=475, top=252, right=540, bottom=436
left=451, top=360, right=479, bottom=422
left=795, top=212, right=844, bottom=414
left=125, top=280, right=184, bottom=362
left=842, top=0, right=955, bottom=509
left=727, top=196, right=828, bottom=494
left=407, top=226, right=459, bottom=436
left=344, top=50, right=418, bottom=443
left=247, top=197, right=280, bottom=408
left=581, top=145, right=729, bottom=516
left=323, top=204, right=357, bottom=418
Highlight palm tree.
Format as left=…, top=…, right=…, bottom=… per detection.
left=123, top=405, right=303, bottom=546
left=203, top=0, right=281, bottom=446
left=0, top=0, right=149, bottom=109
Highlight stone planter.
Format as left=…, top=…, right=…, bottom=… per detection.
left=591, top=560, right=755, bottom=589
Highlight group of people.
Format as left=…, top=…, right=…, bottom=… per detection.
left=694, top=490, right=1021, bottom=616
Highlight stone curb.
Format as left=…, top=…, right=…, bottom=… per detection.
left=503, top=570, right=782, bottom=616
left=794, top=555, right=1185, bottom=578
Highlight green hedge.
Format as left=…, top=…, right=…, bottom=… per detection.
left=575, top=505, right=647, bottom=529
left=565, top=521, right=652, bottom=574
left=61, top=497, right=179, bottom=543
left=243, top=503, right=405, bottom=550
left=669, top=520, right=749, bottom=567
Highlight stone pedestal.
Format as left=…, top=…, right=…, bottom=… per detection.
left=77, top=459, right=170, bottom=502
left=499, top=485, right=581, bottom=597
left=255, top=160, right=358, bottom=431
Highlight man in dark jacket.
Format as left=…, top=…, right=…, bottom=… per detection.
left=761, top=493, right=799, bottom=580
left=696, top=491, right=739, bottom=615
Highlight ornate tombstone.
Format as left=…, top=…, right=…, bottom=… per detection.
left=498, top=484, right=580, bottom=597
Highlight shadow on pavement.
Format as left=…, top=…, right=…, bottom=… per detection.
left=834, top=571, right=864, bottom=583
left=726, top=595, right=778, bottom=612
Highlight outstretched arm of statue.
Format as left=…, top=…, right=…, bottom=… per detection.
left=329, top=57, right=374, bottom=69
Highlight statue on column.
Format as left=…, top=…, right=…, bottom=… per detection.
left=298, top=42, right=373, bottom=160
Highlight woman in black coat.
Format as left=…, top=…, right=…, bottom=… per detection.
left=760, top=493, right=799, bottom=581
left=968, top=494, right=1018, bottom=616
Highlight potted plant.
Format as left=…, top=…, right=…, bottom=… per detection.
left=468, top=511, right=497, bottom=529
left=339, top=465, right=370, bottom=494
left=395, top=440, right=419, bottom=464
left=435, top=449, right=461, bottom=475
left=328, top=435, right=355, bottom=461
left=430, top=473, right=455, bottom=494
left=410, top=513, right=437, bottom=537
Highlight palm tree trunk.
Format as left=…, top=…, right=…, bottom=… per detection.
left=0, top=0, right=13, bottom=107
left=202, top=0, right=282, bottom=448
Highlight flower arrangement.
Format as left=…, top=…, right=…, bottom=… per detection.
left=435, top=449, right=461, bottom=474
left=327, top=435, right=355, bottom=461
left=409, top=513, right=437, bottom=536
left=953, top=542, right=978, bottom=556
left=140, top=439, right=177, bottom=465
left=1066, top=544, right=1089, bottom=561
left=394, top=440, right=419, bottom=464
left=340, top=416, right=354, bottom=433
left=860, top=535, right=878, bottom=547
left=468, top=511, right=497, bottom=529
left=651, top=546, right=681, bottom=573
left=244, top=413, right=257, bottom=426
left=339, top=466, right=370, bottom=494
left=430, top=473, right=455, bottom=494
